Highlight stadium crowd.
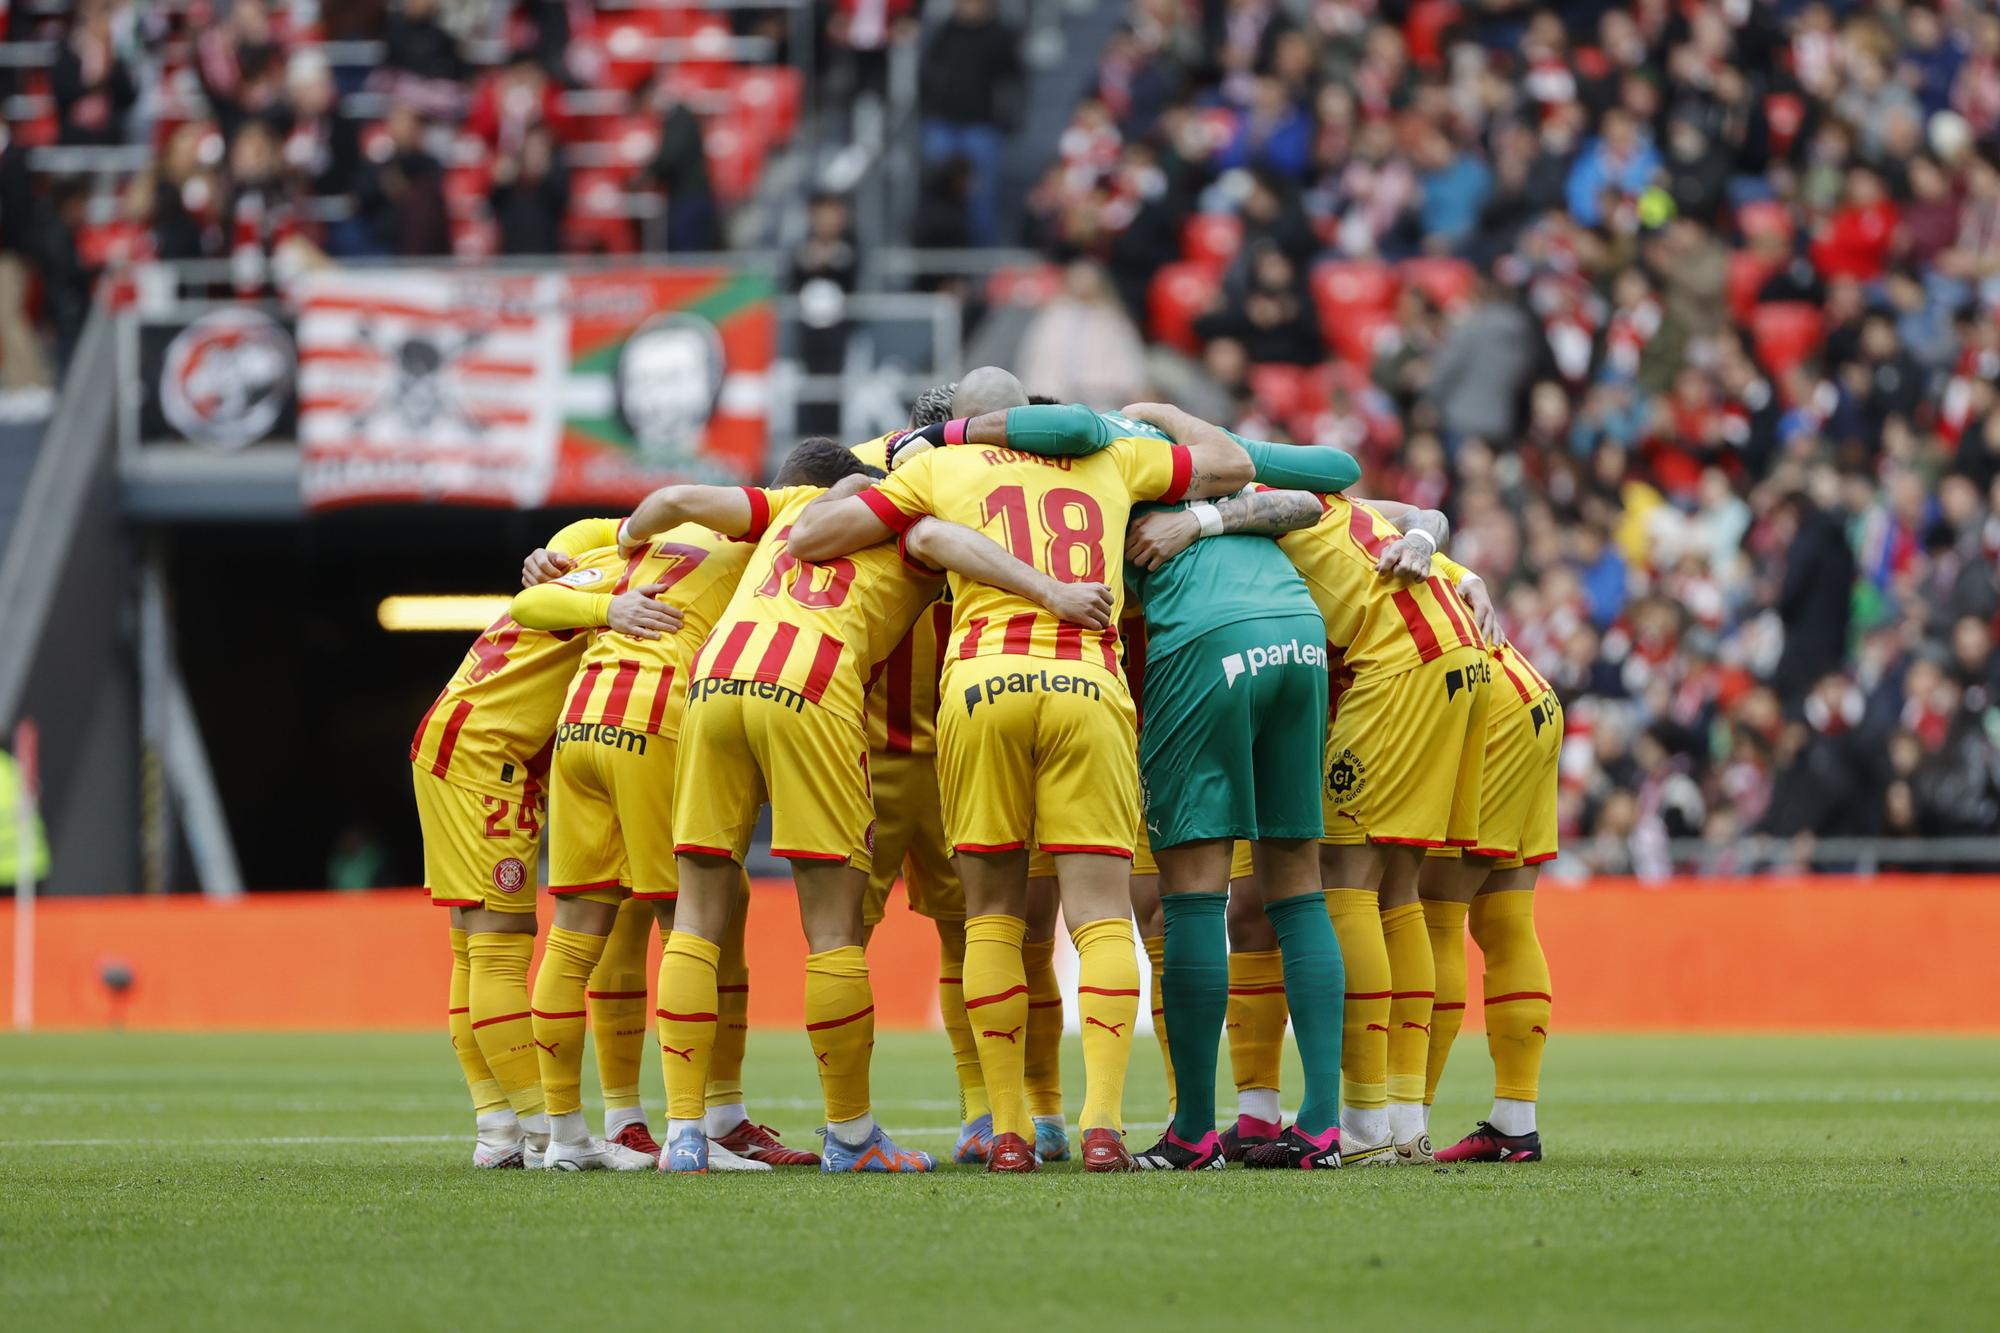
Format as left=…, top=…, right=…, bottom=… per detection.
left=1013, top=0, right=2000, bottom=874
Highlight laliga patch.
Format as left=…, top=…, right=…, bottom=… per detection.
left=492, top=858, right=528, bottom=893
left=556, top=567, right=607, bottom=589
left=865, top=820, right=877, bottom=856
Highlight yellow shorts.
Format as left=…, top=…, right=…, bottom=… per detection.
left=1322, top=643, right=1490, bottom=849
left=938, top=655, right=1140, bottom=856
left=673, top=680, right=875, bottom=871
left=863, top=749, right=964, bottom=925
left=1428, top=675, right=1563, bottom=871
left=1031, top=835, right=1255, bottom=880
left=413, top=765, right=542, bottom=913
left=548, top=724, right=679, bottom=904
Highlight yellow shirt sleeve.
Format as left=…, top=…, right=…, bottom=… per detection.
left=1110, top=437, right=1194, bottom=502
left=858, top=451, right=936, bottom=533
left=1431, top=552, right=1473, bottom=584
left=544, top=516, right=623, bottom=556
left=509, top=583, right=611, bottom=631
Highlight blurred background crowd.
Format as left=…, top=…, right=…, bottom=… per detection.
left=1, top=0, right=1996, bottom=877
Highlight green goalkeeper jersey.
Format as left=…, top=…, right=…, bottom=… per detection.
left=1124, top=497, right=1321, bottom=660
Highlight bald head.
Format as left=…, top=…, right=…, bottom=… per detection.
left=952, top=366, right=1028, bottom=418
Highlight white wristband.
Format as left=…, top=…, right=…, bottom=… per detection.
left=1190, top=503, right=1224, bottom=539
left=1402, top=528, right=1437, bottom=554
left=617, top=516, right=637, bottom=548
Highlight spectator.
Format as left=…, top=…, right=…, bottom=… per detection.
left=36, top=182, right=94, bottom=368
left=193, top=0, right=287, bottom=144
left=1412, top=125, right=1492, bottom=254
left=53, top=0, right=139, bottom=147
left=149, top=124, right=221, bottom=262
left=635, top=78, right=717, bottom=253
left=1425, top=269, right=1542, bottom=447
left=466, top=47, right=567, bottom=157
left=1771, top=492, right=1857, bottom=703
left=380, top=0, right=471, bottom=119
left=1811, top=166, right=1899, bottom=283
left=282, top=51, right=364, bottom=206
left=1215, top=75, right=1314, bottom=181
left=1017, top=259, right=1149, bottom=411
left=1565, top=109, right=1661, bottom=228
left=491, top=125, right=568, bottom=257
left=919, top=0, right=1023, bottom=247
left=361, top=107, right=451, bottom=258
left=0, top=124, right=49, bottom=391
left=1193, top=241, right=1320, bottom=365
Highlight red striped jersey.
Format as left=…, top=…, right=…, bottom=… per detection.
left=410, top=517, right=622, bottom=798
left=556, top=524, right=757, bottom=740
left=1276, top=495, right=1485, bottom=682
left=858, top=435, right=1192, bottom=676
left=693, top=486, right=943, bottom=730
left=852, top=432, right=949, bottom=756
left=1428, top=551, right=1555, bottom=709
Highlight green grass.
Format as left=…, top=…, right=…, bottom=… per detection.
left=1, top=1031, right=1996, bottom=1331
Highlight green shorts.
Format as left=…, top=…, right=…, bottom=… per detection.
left=1139, top=612, right=1328, bottom=850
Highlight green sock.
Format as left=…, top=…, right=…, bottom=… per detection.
left=1161, top=892, right=1229, bottom=1142
left=1266, top=891, right=1345, bottom=1136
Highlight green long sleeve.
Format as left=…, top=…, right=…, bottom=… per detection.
left=1227, top=431, right=1361, bottom=494
left=997, top=403, right=1121, bottom=456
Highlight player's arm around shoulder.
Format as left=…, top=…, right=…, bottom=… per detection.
left=510, top=557, right=686, bottom=642
left=1125, top=486, right=1326, bottom=571
left=903, top=516, right=1113, bottom=629
left=788, top=469, right=916, bottom=560
left=1356, top=497, right=1451, bottom=583
left=623, top=483, right=766, bottom=548
left=521, top=515, right=622, bottom=585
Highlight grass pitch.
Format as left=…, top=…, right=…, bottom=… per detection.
left=2, top=1030, right=1996, bottom=1331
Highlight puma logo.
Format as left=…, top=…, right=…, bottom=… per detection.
left=1531, top=1026, right=1548, bottom=1037
left=1365, top=1023, right=1391, bottom=1034
left=661, top=1043, right=695, bottom=1062
left=1402, top=1022, right=1431, bottom=1034
left=1084, top=1017, right=1127, bottom=1037
left=533, top=1040, right=558, bottom=1055
left=980, top=1026, right=1023, bottom=1043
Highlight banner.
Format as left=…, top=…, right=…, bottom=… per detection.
left=296, top=266, right=774, bottom=509
left=137, top=306, right=298, bottom=450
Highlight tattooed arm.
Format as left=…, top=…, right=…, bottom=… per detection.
left=1125, top=487, right=1325, bottom=571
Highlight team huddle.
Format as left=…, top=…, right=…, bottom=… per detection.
left=412, top=366, right=1560, bottom=1174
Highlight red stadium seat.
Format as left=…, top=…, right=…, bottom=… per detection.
left=1398, top=256, right=1476, bottom=310
left=1737, top=199, right=1795, bottom=246
left=1328, top=306, right=1398, bottom=367
left=1311, top=260, right=1397, bottom=347
left=1249, top=363, right=1308, bottom=421
left=986, top=264, right=1063, bottom=307
left=1183, top=213, right=1243, bottom=269
left=703, top=121, right=767, bottom=204
left=1403, top=0, right=1463, bottom=70
left=733, top=66, right=802, bottom=145
left=1726, top=250, right=1780, bottom=321
left=1148, top=262, right=1220, bottom=354
left=1749, top=301, right=1826, bottom=376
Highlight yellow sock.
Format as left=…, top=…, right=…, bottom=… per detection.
left=964, top=914, right=1030, bottom=1139
left=658, top=932, right=721, bottom=1123
left=804, top=946, right=875, bottom=1124
left=1423, top=899, right=1470, bottom=1104
left=1226, top=949, right=1287, bottom=1099
left=1022, top=937, right=1064, bottom=1119
left=1381, top=901, right=1435, bottom=1106
left=467, top=931, right=545, bottom=1119
left=1141, top=933, right=1175, bottom=1116
left=936, top=921, right=991, bottom=1123
left=589, top=899, right=652, bottom=1114
left=531, top=926, right=606, bottom=1117
left=708, top=874, right=752, bottom=1110
left=1471, top=891, right=1552, bottom=1102
left=1325, top=888, right=1389, bottom=1110
left=1072, top=916, right=1139, bottom=1134
left=449, top=929, right=505, bottom=1115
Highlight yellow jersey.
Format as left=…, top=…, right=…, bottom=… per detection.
left=1276, top=495, right=1484, bottom=682
left=858, top=437, right=1192, bottom=677
left=852, top=432, right=948, bottom=755
left=411, top=516, right=622, bottom=799
left=693, top=485, right=942, bottom=730
left=1429, top=551, right=1555, bottom=708
left=546, top=524, right=757, bottom=740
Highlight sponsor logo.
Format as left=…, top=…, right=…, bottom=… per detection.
left=1083, top=1016, right=1127, bottom=1037
left=556, top=721, right=649, bottom=754
left=688, top=676, right=807, bottom=712
left=1325, top=747, right=1367, bottom=804
left=492, top=857, right=528, bottom=893
left=554, top=567, right=607, bottom=589
left=980, top=1026, right=1023, bottom=1044
left=661, top=1043, right=695, bottom=1062
left=161, top=308, right=294, bottom=450
left=1530, top=691, right=1560, bottom=735
left=962, top=669, right=1103, bottom=714
left=1221, top=639, right=1328, bottom=687
left=865, top=820, right=876, bottom=856
left=1445, top=659, right=1493, bottom=700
